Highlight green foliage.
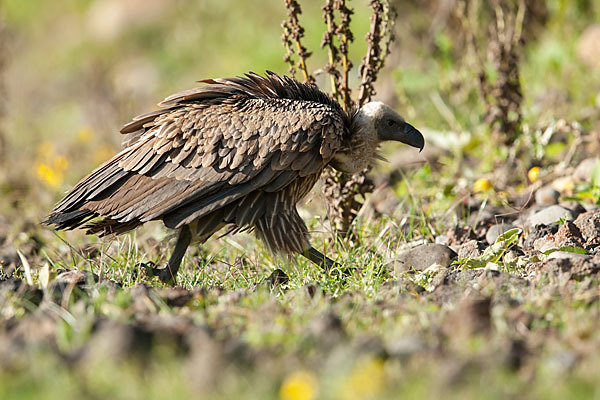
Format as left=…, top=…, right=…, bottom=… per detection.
left=457, top=228, right=522, bottom=271
left=543, top=245, right=588, bottom=255
left=569, top=160, right=600, bottom=205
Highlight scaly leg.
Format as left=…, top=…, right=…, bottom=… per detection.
left=148, top=225, right=192, bottom=284
left=302, top=246, right=349, bottom=274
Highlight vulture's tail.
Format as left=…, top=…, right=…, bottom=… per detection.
left=41, top=155, right=139, bottom=236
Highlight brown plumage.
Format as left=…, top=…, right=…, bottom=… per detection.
left=43, top=71, right=424, bottom=282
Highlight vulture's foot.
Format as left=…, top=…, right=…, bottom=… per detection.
left=143, top=225, right=192, bottom=284
left=142, top=262, right=178, bottom=284
left=302, top=247, right=352, bottom=276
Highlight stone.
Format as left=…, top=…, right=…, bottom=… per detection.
left=160, top=287, right=201, bottom=307
left=536, top=254, right=600, bottom=279
left=559, top=202, right=586, bottom=219
left=435, top=235, right=448, bottom=244
left=551, top=176, right=575, bottom=195
left=583, top=204, right=600, bottom=212
left=390, top=243, right=458, bottom=273
left=523, top=223, right=558, bottom=251
left=457, top=240, right=486, bottom=259
left=552, top=221, right=584, bottom=248
left=528, top=205, right=574, bottom=227
left=547, top=251, right=590, bottom=261
left=574, top=209, right=600, bottom=244
left=573, top=157, right=600, bottom=182
left=486, top=223, right=518, bottom=244
left=309, top=312, right=345, bottom=348
left=533, top=237, right=556, bottom=252
left=386, top=336, right=424, bottom=360
left=535, top=186, right=560, bottom=205
left=47, top=269, right=113, bottom=305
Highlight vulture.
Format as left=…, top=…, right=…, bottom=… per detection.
left=43, top=71, right=424, bottom=282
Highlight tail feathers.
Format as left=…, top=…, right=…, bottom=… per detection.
left=83, top=218, right=142, bottom=236
left=42, top=209, right=141, bottom=237
left=42, top=209, right=95, bottom=231
left=51, top=157, right=129, bottom=215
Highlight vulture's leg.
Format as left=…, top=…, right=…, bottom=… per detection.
left=148, top=225, right=192, bottom=284
left=302, top=246, right=344, bottom=271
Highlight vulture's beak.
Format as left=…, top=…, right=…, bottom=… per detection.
left=401, top=123, right=425, bottom=152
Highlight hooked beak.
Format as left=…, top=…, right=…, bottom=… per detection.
left=401, top=122, right=425, bottom=152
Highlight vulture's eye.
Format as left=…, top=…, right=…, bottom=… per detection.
left=387, top=120, right=395, bottom=127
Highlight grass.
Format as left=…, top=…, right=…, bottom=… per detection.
left=1, top=0, right=600, bottom=399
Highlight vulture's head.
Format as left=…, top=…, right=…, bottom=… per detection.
left=331, top=101, right=425, bottom=173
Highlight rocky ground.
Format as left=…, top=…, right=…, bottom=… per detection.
left=1, top=156, right=599, bottom=399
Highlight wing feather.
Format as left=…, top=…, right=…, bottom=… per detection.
left=44, top=72, right=349, bottom=233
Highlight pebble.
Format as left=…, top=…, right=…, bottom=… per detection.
left=547, top=251, right=590, bottom=261
left=551, top=176, right=575, bottom=194
left=435, top=235, right=448, bottom=244
left=390, top=243, right=458, bottom=273
left=458, top=240, right=486, bottom=259
left=573, top=157, right=599, bottom=182
left=574, top=209, right=600, bottom=242
left=533, top=237, right=557, bottom=252
left=535, top=186, right=560, bottom=205
left=528, top=205, right=574, bottom=226
left=486, top=223, right=518, bottom=244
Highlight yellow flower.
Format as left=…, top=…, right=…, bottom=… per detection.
left=473, top=178, right=493, bottom=192
left=36, top=163, right=62, bottom=187
left=280, top=370, right=318, bottom=400
left=528, top=166, right=540, bottom=183
left=340, top=357, right=386, bottom=400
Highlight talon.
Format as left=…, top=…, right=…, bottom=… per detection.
left=142, top=262, right=176, bottom=284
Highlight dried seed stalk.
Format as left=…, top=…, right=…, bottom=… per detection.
left=457, top=0, right=525, bottom=146
left=321, top=0, right=341, bottom=102
left=282, top=0, right=396, bottom=236
left=487, top=0, right=525, bottom=146
left=281, top=0, right=315, bottom=83
left=321, top=166, right=374, bottom=236
left=335, top=0, right=354, bottom=111
left=358, top=0, right=396, bottom=107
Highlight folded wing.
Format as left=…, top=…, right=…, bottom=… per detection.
left=43, top=73, right=346, bottom=235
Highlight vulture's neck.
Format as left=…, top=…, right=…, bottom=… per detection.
left=329, top=108, right=381, bottom=173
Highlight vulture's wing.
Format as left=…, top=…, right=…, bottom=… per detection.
left=44, top=73, right=346, bottom=232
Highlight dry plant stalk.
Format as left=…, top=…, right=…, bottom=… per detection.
left=321, top=0, right=343, bottom=102
left=281, top=0, right=315, bottom=84
left=282, top=0, right=395, bottom=236
left=457, top=0, right=526, bottom=146
left=358, top=0, right=396, bottom=107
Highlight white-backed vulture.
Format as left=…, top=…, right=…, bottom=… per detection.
left=43, top=71, right=424, bottom=282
